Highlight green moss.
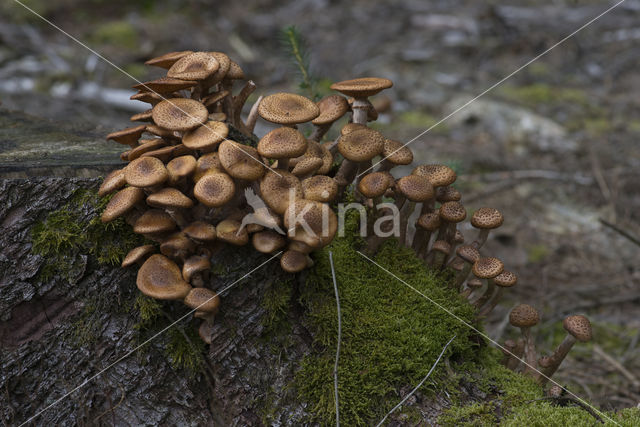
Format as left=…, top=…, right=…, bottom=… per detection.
left=294, top=214, right=476, bottom=425
left=31, top=188, right=143, bottom=281
left=164, top=325, right=206, bottom=378
left=133, top=294, right=162, bottom=330
left=439, top=402, right=498, bottom=426
left=91, top=20, right=138, bottom=50
left=261, top=279, right=293, bottom=334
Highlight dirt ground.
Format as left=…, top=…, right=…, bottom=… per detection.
left=1, top=0, right=639, bottom=411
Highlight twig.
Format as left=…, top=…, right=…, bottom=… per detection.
left=593, top=344, right=640, bottom=388
left=375, top=335, right=456, bottom=427
left=599, top=218, right=640, bottom=247
left=329, top=251, right=341, bottom=427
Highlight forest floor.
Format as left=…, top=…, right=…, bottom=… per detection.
left=1, top=0, right=639, bottom=412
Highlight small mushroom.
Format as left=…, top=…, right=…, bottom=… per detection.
left=121, top=244, right=156, bottom=267
left=395, top=175, right=434, bottom=246
left=280, top=250, right=308, bottom=273
left=101, top=186, right=145, bottom=224
left=145, top=50, right=193, bottom=69
left=412, top=212, right=441, bottom=257
left=182, top=255, right=211, bottom=287
left=184, top=287, right=220, bottom=314
left=151, top=98, right=209, bottom=132
left=216, top=219, right=249, bottom=246
left=98, top=168, right=126, bottom=197
left=133, top=77, right=198, bottom=94
left=330, top=77, right=392, bottom=124
left=302, top=175, right=338, bottom=203
left=436, top=201, right=467, bottom=246
left=471, top=257, right=504, bottom=309
left=182, top=121, right=229, bottom=153
left=539, top=315, right=592, bottom=384
left=335, top=127, right=385, bottom=190
left=137, top=254, right=192, bottom=300
left=450, top=244, right=480, bottom=289
left=509, top=304, right=540, bottom=376
left=477, top=271, right=517, bottom=318
left=124, top=156, right=169, bottom=193
left=258, top=92, right=319, bottom=128
left=257, top=127, right=308, bottom=170
left=309, top=94, right=349, bottom=141
left=260, top=170, right=303, bottom=215
left=252, top=230, right=287, bottom=254
left=470, top=207, right=504, bottom=249
left=106, top=125, right=146, bottom=149
left=377, top=139, right=413, bottom=172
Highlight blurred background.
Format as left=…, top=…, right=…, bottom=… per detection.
left=1, top=0, right=639, bottom=411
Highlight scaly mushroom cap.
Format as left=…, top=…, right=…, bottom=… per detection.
left=258, top=127, right=308, bottom=159
left=216, top=219, right=249, bottom=246
left=133, top=209, right=177, bottom=234
left=182, top=255, right=211, bottom=283
left=130, top=91, right=164, bottom=106
left=412, top=164, right=457, bottom=187
left=396, top=175, right=435, bottom=202
left=252, top=230, right=287, bottom=254
left=208, top=112, right=227, bottom=122
left=416, top=212, right=441, bottom=231
left=455, top=244, right=480, bottom=263
left=144, top=124, right=177, bottom=141
left=494, top=271, right=517, bottom=288
left=101, top=186, right=145, bottom=223
left=206, top=52, right=231, bottom=85
left=258, top=92, right=320, bottom=125
left=226, top=60, right=245, bottom=80
left=563, top=315, right=592, bottom=342
left=439, top=201, right=467, bottom=223
left=202, top=90, right=230, bottom=109
left=330, top=77, right=393, bottom=98
left=146, top=187, right=194, bottom=209
left=284, top=199, right=337, bottom=247
left=312, top=95, right=349, bottom=125
left=167, top=155, right=197, bottom=182
left=182, top=121, right=229, bottom=150
left=337, top=128, right=385, bottom=162
left=137, top=254, right=191, bottom=300
left=127, top=138, right=168, bottom=161
left=183, top=221, right=216, bottom=242
left=218, top=140, right=265, bottom=181
left=167, top=52, right=220, bottom=81
left=124, top=156, right=169, bottom=188
left=340, top=122, right=367, bottom=136
left=280, top=250, right=308, bottom=273
left=98, top=168, right=126, bottom=197
left=145, top=50, right=193, bottom=69
left=471, top=207, right=504, bottom=229
left=472, top=257, right=504, bottom=279
left=382, top=139, right=413, bottom=165
left=121, top=244, right=156, bottom=267
left=260, top=170, right=302, bottom=215
left=358, top=172, right=392, bottom=198
left=133, top=77, right=198, bottom=94
left=160, top=232, right=196, bottom=258
left=198, top=320, right=214, bottom=344
left=130, top=109, right=154, bottom=123
left=291, top=141, right=332, bottom=175
left=509, top=304, right=540, bottom=328
left=430, top=240, right=451, bottom=255
left=436, top=186, right=462, bottom=203
left=184, top=287, right=220, bottom=312
left=467, top=278, right=483, bottom=290
left=194, top=152, right=223, bottom=182
left=302, top=175, right=338, bottom=202
left=139, top=145, right=179, bottom=163
left=291, top=157, right=323, bottom=177
left=193, top=172, right=235, bottom=207
left=152, top=98, right=209, bottom=132
left=106, top=125, right=146, bottom=148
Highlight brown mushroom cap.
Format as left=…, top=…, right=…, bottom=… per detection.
left=340, top=122, right=367, bottom=136
left=160, top=232, right=196, bottom=259
left=330, top=77, right=393, bottom=98
left=563, top=315, right=592, bottom=342
left=133, top=209, right=177, bottom=234
left=194, top=152, right=223, bottom=182
left=216, top=219, right=249, bottom=246
left=167, top=52, right=220, bottom=81
left=312, top=95, right=349, bottom=125
left=291, top=140, right=332, bottom=175
left=124, top=156, right=169, bottom=188
left=412, top=164, right=457, bottom=187
left=226, top=60, right=245, bottom=80
left=280, top=250, right=308, bottom=273
left=431, top=240, right=451, bottom=255
left=396, top=175, right=435, bottom=202
left=337, top=128, right=385, bottom=162
left=152, top=98, right=209, bottom=132
left=358, top=172, right=392, bottom=198
left=252, top=230, right=287, bottom=254
left=182, top=255, right=212, bottom=283
left=471, top=207, right=504, bottom=229
left=258, top=127, right=308, bottom=159
left=258, top=93, right=320, bottom=125
left=198, top=320, right=214, bottom=344
left=455, top=244, right=480, bottom=263
left=436, top=186, right=462, bottom=203
left=121, top=244, right=156, bottom=267
left=382, top=139, right=413, bottom=165
left=284, top=199, right=336, bottom=247
left=494, top=271, right=517, bottom=288
left=472, top=257, right=504, bottom=279
left=260, top=170, right=302, bottom=215
left=439, top=201, right=467, bottom=223
left=133, top=77, right=198, bottom=94
left=509, top=304, right=540, bottom=328
left=127, top=138, right=168, bottom=162
left=182, top=121, right=229, bottom=150
left=101, top=186, right=145, bottom=223
left=145, top=50, right=193, bottom=69
left=183, top=221, right=216, bottom=242
left=184, top=287, right=220, bottom=312
left=302, top=175, right=338, bottom=202
left=137, top=254, right=191, bottom=300
left=291, top=157, right=323, bottom=177
left=193, top=172, right=235, bottom=207
left=146, top=187, right=193, bottom=209
left=218, top=140, right=265, bottom=181
left=202, top=90, right=230, bottom=109
left=130, top=109, right=154, bottom=123
left=166, top=155, right=197, bottom=182
left=416, top=212, right=441, bottom=231
left=99, top=168, right=126, bottom=197
left=106, top=125, right=146, bottom=148
left=144, top=124, right=178, bottom=141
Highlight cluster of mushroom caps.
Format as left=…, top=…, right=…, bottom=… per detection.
left=504, top=304, right=592, bottom=387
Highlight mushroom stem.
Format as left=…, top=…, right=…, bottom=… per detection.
left=521, top=327, right=538, bottom=376
left=220, top=80, right=235, bottom=120
left=472, top=229, right=491, bottom=249
left=399, top=201, right=416, bottom=246
left=477, top=287, right=505, bottom=318
left=309, top=123, right=331, bottom=142
left=453, top=261, right=474, bottom=289
left=245, top=95, right=263, bottom=134
left=374, top=160, right=394, bottom=173
left=334, top=159, right=359, bottom=191
left=232, top=80, right=256, bottom=129
left=351, top=98, right=370, bottom=124
left=539, top=334, right=577, bottom=383
left=504, top=338, right=525, bottom=371
left=473, top=279, right=495, bottom=309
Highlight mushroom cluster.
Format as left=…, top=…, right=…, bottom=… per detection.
left=503, top=304, right=592, bottom=386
